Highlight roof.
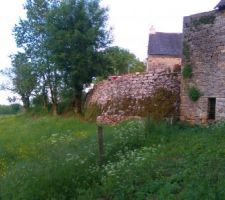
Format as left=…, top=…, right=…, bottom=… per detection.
left=148, top=32, right=183, bottom=57
left=215, top=0, right=225, bottom=9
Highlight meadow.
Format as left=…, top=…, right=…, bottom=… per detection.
left=0, top=115, right=225, bottom=199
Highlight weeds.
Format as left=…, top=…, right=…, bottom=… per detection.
left=0, top=116, right=225, bottom=199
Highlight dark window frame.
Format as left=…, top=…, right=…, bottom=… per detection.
left=208, top=98, right=216, bottom=120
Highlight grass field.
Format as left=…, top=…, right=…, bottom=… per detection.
left=1, top=115, right=225, bottom=199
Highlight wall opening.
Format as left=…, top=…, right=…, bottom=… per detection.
left=208, top=98, right=216, bottom=120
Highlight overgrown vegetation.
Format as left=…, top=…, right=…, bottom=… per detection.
left=183, top=42, right=190, bottom=62
left=101, top=87, right=179, bottom=121
left=191, top=15, right=216, bottom=28
left=1, top=115, right=225, bottom=199
left=182, top=64, right=192, bottom=78
left=183, top=42, right=202, bottom=101
left=182, top=42, right=192, bottom=79
left=188, top=86, right=202, bottom=102
left=0, top=104, right=21, bottom=115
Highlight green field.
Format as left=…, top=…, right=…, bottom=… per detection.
left=0, top=115, right=225, bottom=199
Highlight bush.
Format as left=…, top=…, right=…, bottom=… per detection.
left=0, top=104, right=22, bottom=115
left=182, top=64, right=192, bottom=78
left=188, top=86, right=201, bottom=102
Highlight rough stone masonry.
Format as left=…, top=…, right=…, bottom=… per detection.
left=180, top=9, right=225, bottom=123
left=87, top=70, right=180, bottom=124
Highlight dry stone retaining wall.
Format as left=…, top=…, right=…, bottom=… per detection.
left=87, top=70, right=180, bottom=124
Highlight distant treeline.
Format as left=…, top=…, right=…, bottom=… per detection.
left=0, top=104, right=21, bottom=115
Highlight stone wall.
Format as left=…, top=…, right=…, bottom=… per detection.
left=87, top=70, right=180, bottom=124
left=180, top=10, right=225, bottom=123
left=147, top=55, right=181, bottom=72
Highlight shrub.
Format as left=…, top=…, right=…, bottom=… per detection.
left=0, top=104, right=22, bottom=115
left=188, top=86, right=201, bottom=102
left=182, top=64, right=192, bottom=78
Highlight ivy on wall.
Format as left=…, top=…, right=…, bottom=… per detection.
left=188, top=86, right=202, bottom=102
left=182, top=42, right=192, bottom=79
left=182, top=64, right=192, bottom=78
left=182, top=42, right=202, bottom=102
left=191, top=15, right=216, bottom=28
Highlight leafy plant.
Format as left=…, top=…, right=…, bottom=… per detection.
left=188, top=86, right=202, bottom=102
left=182, top=64, right=192, bottom=78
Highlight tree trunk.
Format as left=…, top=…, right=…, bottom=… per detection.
left=73, top=91, right=83, bottom=114
left=52, top=102, right=58, bottom=116
left=22, top=95, right=30, bottom=113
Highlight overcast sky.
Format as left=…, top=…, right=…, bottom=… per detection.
left=0, top=0, right=219, bottom=104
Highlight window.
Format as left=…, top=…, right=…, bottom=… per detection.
left=208, top=98, right=216, bottom=120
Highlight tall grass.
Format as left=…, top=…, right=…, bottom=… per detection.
left=0, top=115, right=225, bottom=199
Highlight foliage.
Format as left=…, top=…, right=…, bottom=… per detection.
left=1, top=115, right=225, bottom=199
left=103, top=46, right=145, bottom=75
left=188, top=86, right=202, bottom=102
left=183, top=42, right=190, bottom=62
left=10, top=53, right=37, bottom=110
left=0, top=104, right=21, bottom=115
left=147, top=88, right=178, bottom=121
left=191, top=15, right=216, bottom=28
left=13, top=0, right=61, bottom=114
left=182, top=64, right=192, bottom=78
left=45, top=0, right=112, bottom=113
left=102, top=88, right=179, bottom=122
left=10, top=0, right=112, bottom=115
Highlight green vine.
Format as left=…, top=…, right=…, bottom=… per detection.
left=182, top=42, right=192, bottom=79
left=183, top=42, right=190, bottom=62
left=188, top=86, right=202, bottom=102
left=182, top=64, right=192, bottom=78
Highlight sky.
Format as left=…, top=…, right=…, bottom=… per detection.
left=0, top=0, right=219, bottom=105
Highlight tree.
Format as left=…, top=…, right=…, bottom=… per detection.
left=103, top=46, right=145, bottom=75
left=45, top=0, right=112, bottom=113
left=13, top=0, right=62, bottom=115
left=10, top=53, right=37, bottom=111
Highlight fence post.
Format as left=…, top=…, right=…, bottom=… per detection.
left=97, top=125, right=104, bottom=166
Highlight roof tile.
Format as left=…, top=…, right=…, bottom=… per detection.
left=148, top=32, right=183, bottom=57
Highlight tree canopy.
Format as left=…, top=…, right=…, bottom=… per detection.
left=4, top=0, right=145, bottom=115
left=10, top=0, right=112, bottom=114
left=103, top=46, right=145, bottom=75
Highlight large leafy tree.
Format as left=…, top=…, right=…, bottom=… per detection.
left=46, top=0, right=112, bottom=113
left=14, top=0, right=61, bottom=115
left=12, top=0, right=111, bottom=114
left=103, top=46, right=145, bottom=75
left=10, top=53, right=37, bottom=111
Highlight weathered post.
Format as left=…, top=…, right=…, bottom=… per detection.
left=97, top=125, right=104, bottom=166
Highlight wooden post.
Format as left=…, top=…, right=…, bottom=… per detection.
left=97, top=125, right=104, bottom=166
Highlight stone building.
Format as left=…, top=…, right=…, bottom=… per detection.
left=146, top=30, right=183, bottom=72
left=180, top=0, right=225, bottom=123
